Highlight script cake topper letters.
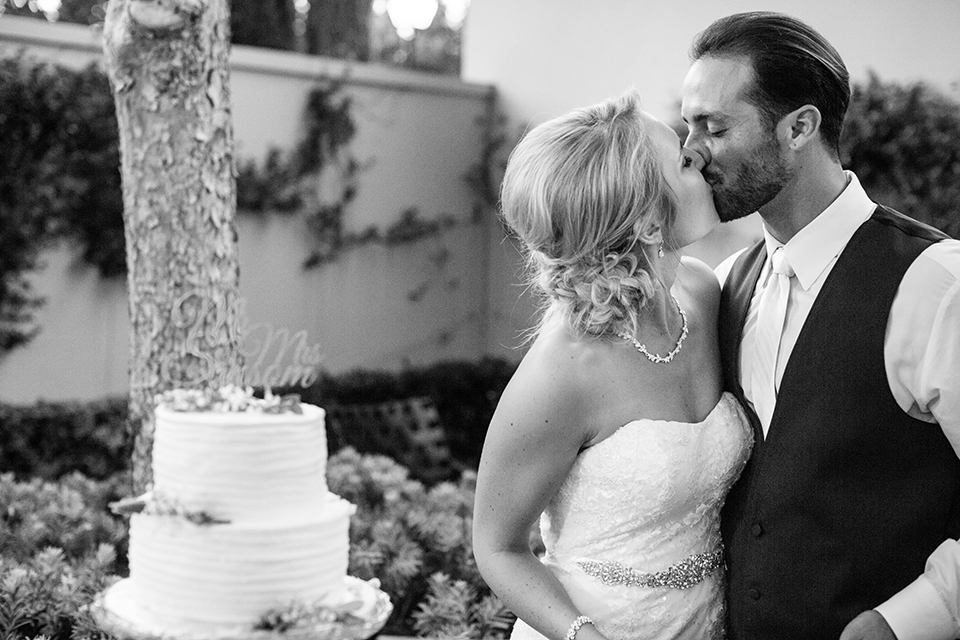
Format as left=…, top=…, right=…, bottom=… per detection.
left=160, top=289, right=324, bottom=388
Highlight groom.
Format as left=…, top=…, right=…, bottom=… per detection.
left=681, top=11, right=960, bottom=640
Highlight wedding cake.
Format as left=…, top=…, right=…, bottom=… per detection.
left=119, top=386, right=357, bottom=631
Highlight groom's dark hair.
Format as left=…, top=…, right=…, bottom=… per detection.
left=690, top=11, right=850, bottom=157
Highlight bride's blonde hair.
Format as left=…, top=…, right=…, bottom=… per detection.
left=500, top=90, right=678, bottom=340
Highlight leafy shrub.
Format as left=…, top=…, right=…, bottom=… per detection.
left=298, top=357, right=517, bottom=469
left=0, top=452, right=511, bottom=639
left=0, top=0, right=106, bottom=24
left=0, top=472, right=129, bottom=567
left=0, top=357, right=517, bottom=486
left=0, top=546, right=117, bottom=640
left=0, top=53, right=125, bottom=354
left=0, top=472, right=128, bottom=640
left=0, top=397, right=129, bottom=482
left=840, top=73, right=960, bottom=238
left=327, top=448, right=514, bottom=638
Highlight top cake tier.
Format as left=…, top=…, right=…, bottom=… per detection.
left=151, top=403, right=330, bottom=523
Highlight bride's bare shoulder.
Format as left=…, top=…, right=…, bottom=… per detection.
left=677, top=256, right=720, bottom=314
left=492, top=325, right=602, bottom=435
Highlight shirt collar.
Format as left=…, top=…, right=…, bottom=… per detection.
left=761, top=171, right=875, bottom=291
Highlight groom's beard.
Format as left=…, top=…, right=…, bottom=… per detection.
left=708, top=132, right=792, bottom=223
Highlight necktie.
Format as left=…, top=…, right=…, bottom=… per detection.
left=750, top=246, right=795, bottom=434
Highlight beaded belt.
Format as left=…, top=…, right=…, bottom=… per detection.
left=576, top=544, right=724, bottom=590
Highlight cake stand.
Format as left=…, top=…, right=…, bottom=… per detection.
left=90, top=576, right=393, bottom=640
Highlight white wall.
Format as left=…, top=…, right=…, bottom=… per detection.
left=3, top=4, right=957, bottom=402
left=463, top=0, right=960, bottom=349
left=0, top=15, right=499, bottom=403
left=463, top=1, right=960, bottom=126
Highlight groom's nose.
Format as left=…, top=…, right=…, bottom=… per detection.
left=683, top=132, right=712, bottom=167
left=685, top=147, right=707, bottom=172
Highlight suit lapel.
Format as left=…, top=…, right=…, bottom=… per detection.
left=719, top=241, right=766, bottom=443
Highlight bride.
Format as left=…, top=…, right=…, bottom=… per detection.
left=472, top=90, right=752, bottom=640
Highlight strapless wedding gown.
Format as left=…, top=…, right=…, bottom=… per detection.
left=509, top=392, right=752, bottom=640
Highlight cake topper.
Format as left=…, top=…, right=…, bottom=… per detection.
left=159, top=289, right=324, bottom=389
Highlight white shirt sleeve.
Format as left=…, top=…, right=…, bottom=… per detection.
left=877, top=240, right=960, bottom=640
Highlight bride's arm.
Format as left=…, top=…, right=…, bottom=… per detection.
left=473, top=345, right=608, bottom=640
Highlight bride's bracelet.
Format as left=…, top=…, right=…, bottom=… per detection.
left=565, top=615, right=594, bottom=640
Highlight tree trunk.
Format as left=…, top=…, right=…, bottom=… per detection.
left=103, top=0, right=245, bottom=493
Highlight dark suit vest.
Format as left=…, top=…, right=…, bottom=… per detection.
left=719, top=206, right=960, bottom=640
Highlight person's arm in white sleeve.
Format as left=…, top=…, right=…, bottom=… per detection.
left=874, top=241, right=960, bottom=640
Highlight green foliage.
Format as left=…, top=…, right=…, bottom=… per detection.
left=237, top=81, right=371, bottom=268
left=840, top=73, right=960, bottom=238
left=230, top=0, right=296, bottom=51
left=296, top=357, right=517, bottom=468
left=0, top=472, right=129, bottom=566
left=0, top=49, right=490, bottom=355
left=0, top=545, right=117, bottom=640
left=413, top=574, right=515, bottom=640
left=327, top=448, right=513, bottom=638
left=0, top=445, right=508, bottom=638
left=464, top=109, right=510, bottom=212
left=0, top=53, right=124, bottom=354
left=0, top=0, right=106, bottom=24
left=0, top=357, right=517, bottom=488
left=0, top=397, right=129, bottom=482
left=0, top=472, right=127, bottom=640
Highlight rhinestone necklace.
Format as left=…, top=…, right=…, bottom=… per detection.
left=616, top=295, right=688, bottom=364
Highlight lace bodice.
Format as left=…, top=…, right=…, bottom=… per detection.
left=510, top=392, right=753, bottom=640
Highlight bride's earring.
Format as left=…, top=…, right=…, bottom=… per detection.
left=658, top=243, right=665, bottom=259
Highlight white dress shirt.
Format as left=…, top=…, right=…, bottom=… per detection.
left=715, top=172, right=960, bottom=640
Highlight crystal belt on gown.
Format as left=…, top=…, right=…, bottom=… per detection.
left=576, top=543, right=724, bottom=590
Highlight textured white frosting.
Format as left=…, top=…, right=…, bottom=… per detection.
left=128, top=402, right=356, bottom=627
left=152, top=404, right=330, bottom=522
left=129, top=496, right=354, bottom=625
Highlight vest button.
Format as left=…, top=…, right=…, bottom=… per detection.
left=751, top=522, right=763, bottom=537
left=748, top=588, right=761, bottom=600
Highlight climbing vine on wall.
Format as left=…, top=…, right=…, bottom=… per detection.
left=236, top=79, right=368, bottom=267
left=238, top=80, right=472, bottom=268
left=0, top=53, right=125, bottom=354
left=0, top=54, right=492, bottom=354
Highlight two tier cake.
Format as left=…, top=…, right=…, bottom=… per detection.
left=103, top=386, right=361, bottom=634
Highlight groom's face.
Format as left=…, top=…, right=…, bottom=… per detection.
left=681, top=55, right=791, bottom=222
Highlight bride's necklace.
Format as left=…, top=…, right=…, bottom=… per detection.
left=616, top=295, right=689, bottom=364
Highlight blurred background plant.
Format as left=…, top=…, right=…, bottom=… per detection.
left=0, top=472, right=126, bottom=640
left=0, top=54, right=122, bottom=353
left=839, top=72, right=960, bottom=239
left=328, top=447, right=515, bottom=637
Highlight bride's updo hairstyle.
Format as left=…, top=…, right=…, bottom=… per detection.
left=500, top=90, right=678, bottom=340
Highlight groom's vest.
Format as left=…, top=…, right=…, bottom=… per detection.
left=719, top=206, right=960, bottom=640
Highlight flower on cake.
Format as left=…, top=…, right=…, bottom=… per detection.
left=255, top=579, right=380, bottom=632
left=109, top=490, right=230, bottom=525
left=155, top=384, right=303, bottom=414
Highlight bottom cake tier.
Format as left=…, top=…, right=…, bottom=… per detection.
left=128, top=494, right=355, bottom=626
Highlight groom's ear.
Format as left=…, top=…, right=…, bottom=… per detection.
left=781, top=105, right=822, bottom=151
